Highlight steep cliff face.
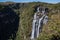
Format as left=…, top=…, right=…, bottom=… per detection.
left=0, top=6, right=19, bottom=40
left=19, top=3, right=60, bottom=40
left=0, top=2, right=60, bottom=40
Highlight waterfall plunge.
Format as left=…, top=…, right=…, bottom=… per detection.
left=31, top=7, right=48, bottom=40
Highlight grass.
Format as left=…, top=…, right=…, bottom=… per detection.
left=0, top=2, right=60, bottom=40
left=19, top=2, right=60, bottom=40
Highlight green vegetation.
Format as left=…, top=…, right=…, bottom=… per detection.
left=19, top=2, right=60, bottom=40
left=0, top=2, right=60, bottom=40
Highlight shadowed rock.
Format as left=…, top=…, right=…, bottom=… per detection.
left=0, top=6, right=19, bottom=40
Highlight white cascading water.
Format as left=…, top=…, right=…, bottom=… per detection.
left=37, top=15, right=45, bottom=38
left=31, top=13, right=37, bottom=39
left=31, top=7, right=48, bottom=40
left=43, top=16, right=48, bottom=24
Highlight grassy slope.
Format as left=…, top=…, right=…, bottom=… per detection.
left=0, top=2, right=60, bottom=40
left=19, top=2, right=60, bottom=40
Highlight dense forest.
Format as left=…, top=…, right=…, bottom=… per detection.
left=0, top=2, right=60, bottom=40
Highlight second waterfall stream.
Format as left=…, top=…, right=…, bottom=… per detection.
left=31, top=7, right=48, bottom=40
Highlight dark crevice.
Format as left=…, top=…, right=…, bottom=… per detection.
left=0, top=6, right=20, bottom=40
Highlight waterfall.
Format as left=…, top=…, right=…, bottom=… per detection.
left=37, top=7, right=40, bottom=12
left=31, top=7, right=48, bottom=40
left=37, top=15, right=45, bottom=38
left=31, top=13, right=37, bottom=39
left=43, top=16, right=48, bottom=24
